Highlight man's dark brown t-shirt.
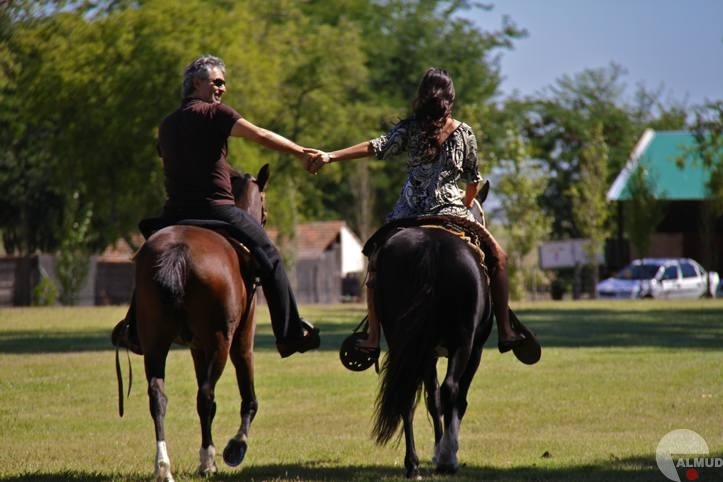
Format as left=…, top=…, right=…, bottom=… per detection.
left=158, top=98, right=242, bottom=208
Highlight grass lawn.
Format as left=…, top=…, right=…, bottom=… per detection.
left=0, top=300, right=721, bottom=481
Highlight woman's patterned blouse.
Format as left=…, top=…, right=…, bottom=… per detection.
left=370, top=119, right=482, bottom=222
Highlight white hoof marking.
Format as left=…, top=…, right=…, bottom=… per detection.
left=198, top=445, right=218, bottom=475
left=155, top=441, right=174, bottom=482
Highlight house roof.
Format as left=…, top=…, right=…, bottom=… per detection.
left=607, top=129, right=712, bottom=201
left=267, top=220, right=361, bottom=259
left=99, top=234, right=143, bottom=262
left=100, top=220, right=364, bottom=264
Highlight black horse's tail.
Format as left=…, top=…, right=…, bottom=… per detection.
left=372, top=239, right=438, bottom=445
left=152, top=243, right=189, bottom=307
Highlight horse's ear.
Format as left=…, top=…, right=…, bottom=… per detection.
left=476, top=179, right=490, bottom=204
left=257, top=163, right=270, bottom=192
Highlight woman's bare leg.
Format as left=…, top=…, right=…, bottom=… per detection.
left=476, top=226, right=520, bottom=343
left=357, top=285, right=380, bottom=349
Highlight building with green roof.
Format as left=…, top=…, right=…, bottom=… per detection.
left=607, top=129, right=711, bottom=201
left=606, top=129, right=722, bottom=273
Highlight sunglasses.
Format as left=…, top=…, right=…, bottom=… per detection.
left=209, top=78, right=226, bottom=88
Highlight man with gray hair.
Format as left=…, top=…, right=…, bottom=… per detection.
left=112, top=55, right=321, bottom=358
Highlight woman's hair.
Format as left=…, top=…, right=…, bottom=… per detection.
left=182, top=55, right=226, bottom=98
left=411, top=68, right=456, bottom=161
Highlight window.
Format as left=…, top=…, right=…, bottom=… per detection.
left=662, top=266, right=679, bottom=280
left=680, top=262, right=698, bottom=278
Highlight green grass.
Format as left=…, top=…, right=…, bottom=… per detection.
left=0, top=300, right=721, bottom=481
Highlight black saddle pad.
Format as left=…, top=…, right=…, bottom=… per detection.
left=138, top=217, right=239, bottom=240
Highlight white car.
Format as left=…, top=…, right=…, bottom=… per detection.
left=596, top=258, right=719, bottom=299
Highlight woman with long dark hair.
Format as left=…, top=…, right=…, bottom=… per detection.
left=308, top=67, right=527, bottom=360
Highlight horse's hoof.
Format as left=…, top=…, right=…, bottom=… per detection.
left=435, top=463, right=459, bottom=475
left=198, top=445, right=217, bottom=476
left=197, top=466, right=216, bottom=477
left=223, top=438, right=247, bottom=467
left=197, top=460, right=217, bottom=477
left=405, top=466, right=422, bottom=479
left=155, top=461, right=174, bottom=482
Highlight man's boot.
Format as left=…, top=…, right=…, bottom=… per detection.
left=276, top=319, right=320, bottom=358
left=111, top=297, right=143, bottom=355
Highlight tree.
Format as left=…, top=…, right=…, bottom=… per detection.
left=520, top=64, right=687, bottom=242
left=0, top=0, right=364, bottom=251
left=678, top=101, right=723, bottom=275
left=494, top=125, right=550, bottom=300
left=300, top=0, right=526, bottom=232
left=568, top=123, right=609, bottom=298
left=55, top=193, right=93, bottom=305
left=623, top=165, right=666, bottom=258
left=1, top=0, right=526, bottom=259
left=521, top=65, right=636, bottom=239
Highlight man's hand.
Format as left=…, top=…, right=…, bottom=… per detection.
left=303, top=148, right=331, bottom=174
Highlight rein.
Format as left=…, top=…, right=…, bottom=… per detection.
left=238, top=276, right=260, bottom=333
left=115, top=346, right=133, bottom=417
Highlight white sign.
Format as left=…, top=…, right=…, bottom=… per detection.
left=538, top=239, right=604, bottom=269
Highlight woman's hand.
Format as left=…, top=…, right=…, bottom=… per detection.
left=303, top=148, right=332, bottom=174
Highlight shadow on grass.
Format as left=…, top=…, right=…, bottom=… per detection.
left=1, top=305, right=722, bottom=354
left=3, top=455, right=721, bottom=481
left=503, top=307, right=723, bottom=350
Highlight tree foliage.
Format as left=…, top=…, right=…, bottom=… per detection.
left=568, top=123, right=609, bottom=297
left=624, top=166, right=666, bottom=258
left=517, top=64, right=689, bottom=241
left=494, top=125, right=550, bottom=300
left=678, top=101, right=723, bottom=271
left=1, top=0, right=717, bottom=298
left=0, top=0, right=523, bottom=257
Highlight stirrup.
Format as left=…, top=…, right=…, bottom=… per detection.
left=339, top=316, right=380, bottom=373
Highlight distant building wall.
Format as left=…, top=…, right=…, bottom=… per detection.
left=340, top=227, right=365, bottom=275
left=294, top=244, right=341, bottom=303
left=95, top=261, right=134, bottom=305
left=632, top=233, right=684, bottom=259
left=0, top=256, right=39, bottom=306
left=0, top=255, right=133, bottom=307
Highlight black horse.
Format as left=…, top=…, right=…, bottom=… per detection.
left=371, top=224, right=493, bottom=478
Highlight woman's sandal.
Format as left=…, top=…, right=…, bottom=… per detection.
left=498, top=334, right=527, bottom=353
left=505, top=308, right=541, bottom=365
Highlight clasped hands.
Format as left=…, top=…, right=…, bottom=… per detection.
left=301, top=148, right=331, bottom=175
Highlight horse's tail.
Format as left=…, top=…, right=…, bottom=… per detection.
left=372, top=239, right=438, bottom=445
left=152, top=243, right=189, bottom=307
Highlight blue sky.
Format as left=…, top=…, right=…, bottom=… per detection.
left=470, top=0, right=722, bottom=106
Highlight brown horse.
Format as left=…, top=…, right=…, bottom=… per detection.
left=132, top=165, right=269, bottom=481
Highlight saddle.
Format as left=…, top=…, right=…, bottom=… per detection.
left=139, top=216, right=253, bottom=262
left=364, top=215, right=488, bottom=254
left=363, top=214, right=491, bottom=278
left=136, top=217, right=260, bottom=347
left=362, top=214, right=541, bottom=366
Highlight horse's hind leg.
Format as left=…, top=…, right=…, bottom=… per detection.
left=191, top=346, right=228, bottom=476
left=400, top=354, right=441, bottom=479
left=424, top=360, right=443, bottom=465
left=457, top=341, right=483, bottom=422
left=144, top=345, right=175, bottom=482
left=437, top=341, right=483, bottom=474
left=435, top=345, right=474, bottom=474
left=223, top=324, right=258, bottom=467
left=402, top=407, right=421, bottom=479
